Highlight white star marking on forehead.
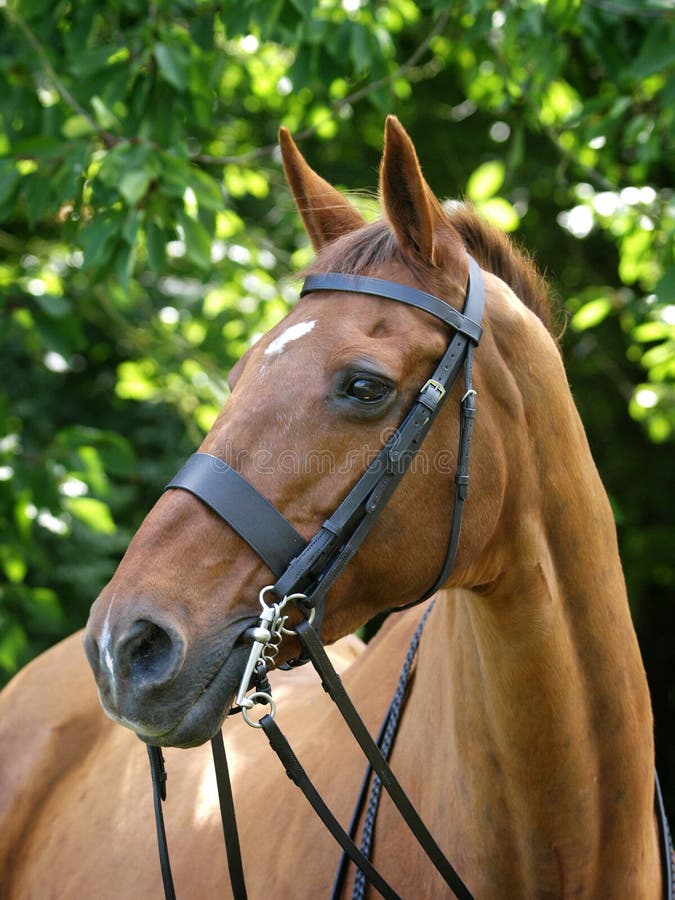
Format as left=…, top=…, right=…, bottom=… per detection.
left=264, top=320, right=316, bottom=356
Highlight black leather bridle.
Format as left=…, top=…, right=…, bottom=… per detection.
left=166, top=256, right=485, bottom=631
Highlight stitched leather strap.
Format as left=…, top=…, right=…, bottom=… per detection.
left=166, top=453, right=307, bottom=577
left=302, top=272, right=483, bottom=343
left=421, top=342, right=478, bottom=599
left=147, top=745, right=177, bottom=900
left=259, top=714, right=401, bottom=900
left=331, top=600, right=437, bottom=900
left=211, top=731, right=248, bottom=900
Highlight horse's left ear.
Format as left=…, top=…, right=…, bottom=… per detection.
left=279, top=127, right=366, bottom=250
left=380, top=115, right=448, bottom=266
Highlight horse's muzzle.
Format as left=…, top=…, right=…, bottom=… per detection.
left=83, top=608, right=251, bottom=747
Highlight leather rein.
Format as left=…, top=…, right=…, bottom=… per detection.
left=144, top=257, right=674, bottom=899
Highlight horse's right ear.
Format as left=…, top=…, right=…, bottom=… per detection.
left=279, top=127, right=365, bottom=250
left=380, top=115, right=447, bottom=267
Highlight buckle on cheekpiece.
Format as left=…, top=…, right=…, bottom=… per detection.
left=419, top=379, right=446, bottom=411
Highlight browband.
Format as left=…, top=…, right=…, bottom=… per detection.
left=301, top=271, right=483, bottom=343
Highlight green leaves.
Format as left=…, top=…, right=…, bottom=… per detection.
left=0, top=160, right=20, bottom=206
left=177, top=211, right=213, bottom=271
left=64, top=497, right=116, bottom=535
left=154, top=43, right=191, bottom=92
left=119, top=169, right=154, bottom=206
left=79, top=215, right=120, bottom=271
left=466, top=160, right=519, bottom=232
left=466, top=160, right=505, bottom=201
left=0, top=0, right=672, bottom=712
left=570, top=297, right=613, bottom=332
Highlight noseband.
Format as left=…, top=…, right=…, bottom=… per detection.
left=167, top=255, right=485, bottom=636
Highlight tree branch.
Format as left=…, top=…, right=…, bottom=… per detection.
left=194, top=9, right=452, bottom=167
left=543, top=126, right=659, bottom=220
left=5, top=7, right=117, bottom=148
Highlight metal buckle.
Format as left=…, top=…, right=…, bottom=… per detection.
left=423, top=379, right=446, bottom=398
left=419, top=379, right=446, bottom=410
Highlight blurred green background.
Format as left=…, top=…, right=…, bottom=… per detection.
left=1, top=0, right=673, bottom=806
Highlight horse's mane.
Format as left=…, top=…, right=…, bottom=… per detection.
left=445, top=203, right=559, bottom=338
left=306, top=202, right=559, bottom=340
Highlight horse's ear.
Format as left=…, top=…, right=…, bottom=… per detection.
left=380, top=115, right=446, bottom=265
left=279, top=127, right=365, bottom=250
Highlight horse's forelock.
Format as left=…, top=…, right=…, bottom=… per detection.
left=304, top=220, right=402, bottom=277
left=303, top=219, right=462, bottom=308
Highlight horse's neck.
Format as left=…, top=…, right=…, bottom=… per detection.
left=395, top=417, right=660, bottom=897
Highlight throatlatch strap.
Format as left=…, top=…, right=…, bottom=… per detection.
left=166, top=453, right=307, bottom=577
left=422, top=343, right=478, bottom=599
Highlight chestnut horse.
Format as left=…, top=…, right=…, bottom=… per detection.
left=0, top=118, right=667, bottom=899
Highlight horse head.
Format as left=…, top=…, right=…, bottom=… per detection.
left=83, top=117, right=552, bottom=748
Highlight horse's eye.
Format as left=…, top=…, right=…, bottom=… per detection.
left=346, top=376, right=391, bottom=404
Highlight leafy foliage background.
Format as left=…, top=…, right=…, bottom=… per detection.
left=1, top=0, right=673, bottom=802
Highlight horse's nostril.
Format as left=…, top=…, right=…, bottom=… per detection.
left=116, top=619, right=185, bottom=687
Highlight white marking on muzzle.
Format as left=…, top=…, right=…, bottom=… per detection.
left=99, top=592, right=117, bottom=694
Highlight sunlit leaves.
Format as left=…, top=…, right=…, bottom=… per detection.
left=115, top=360, right=160, bottom=401
left=476, top=198, right=520, bottom=233
left=570, top=297, right=613, bottom=332
left=177, top=211, right=213, bottom=270
left=466, top=160, right=519, bottom=232
left=64, top=497, right=116, bottom=534
left=0, top=0, right=672, bottom=693
left=466, top=160, right=505, bottom=201
left=539, top=80, right=582, bottom=127
left=0, top=622, right=29, bottom=675
left=1, top=548, right=28, bottom=585
left=629, top=384, right=673, bottom=444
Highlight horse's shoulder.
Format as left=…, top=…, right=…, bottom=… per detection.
left=0, top=629, right=100, bottom=736
left=0, top=631, right=110, bottom=885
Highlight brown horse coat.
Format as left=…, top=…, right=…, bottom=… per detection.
left=0, top=117, right=663, bottom=898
